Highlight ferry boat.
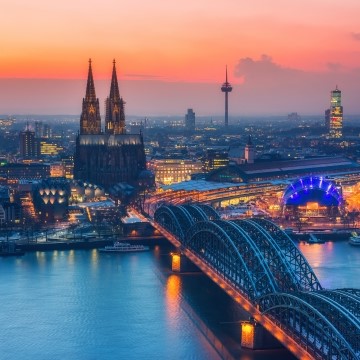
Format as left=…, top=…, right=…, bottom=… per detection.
left=98, top=241, right=149, bottom=253
left=0, top=241, right=25, bottom=257
left=307, top=233, right=325, bottom=244
left=349, top=232, right=360, bottom=246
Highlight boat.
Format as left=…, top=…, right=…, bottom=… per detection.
left=98, top=241, right=150, bottom=253
left=0, top=241, right=25, bottom=257
left=349, top=232, right=360, bottom=246
left=307, top=233, right=325, bottom=244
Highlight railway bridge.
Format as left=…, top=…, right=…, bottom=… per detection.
left=147, top=204, right=360, bottom=360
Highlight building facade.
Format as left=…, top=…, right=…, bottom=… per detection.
left=74, top=60, right=146, bottom=189
left=0, top=164, right=50, bottom=185
left=148, top=158, right=203, bottom=185
left=204, top=149, right=229, bottom=172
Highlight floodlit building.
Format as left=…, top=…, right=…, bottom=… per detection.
left=74, top=60, right=146, bottom=189
left=50, top=163, right=65, bottom=177
left=148, top=158, right=203, bottom=185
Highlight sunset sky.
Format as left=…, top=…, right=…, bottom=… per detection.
left=1, top=0, right=360, bottom=116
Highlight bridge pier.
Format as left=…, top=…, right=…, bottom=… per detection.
left=240, top=318, right=282, bottom=350
left=170, top=252, right=200, bottom=273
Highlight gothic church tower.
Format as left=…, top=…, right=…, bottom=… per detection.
left=80, top=59, right=101, bottom=135
left=105, top=60, right=126, bottom=134
left=74, top=59, right=146, bottom=189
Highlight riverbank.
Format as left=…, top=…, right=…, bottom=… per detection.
left=17, top=236, right=167, bottom=252
left=289, top=230, right=351, bottom=242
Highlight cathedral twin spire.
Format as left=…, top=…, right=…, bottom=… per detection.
left=80, top=59, right=126, bottom=135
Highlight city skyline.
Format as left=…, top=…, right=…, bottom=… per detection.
left=1, top=1, right=360, bottom=115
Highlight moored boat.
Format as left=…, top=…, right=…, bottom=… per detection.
left=0, top=241, right=25, bottom=257
left=349, top=232, right=360, bottom=246
left=307, top=233, right=325, bottom=244
left=99, top=241, right=149, bottom=253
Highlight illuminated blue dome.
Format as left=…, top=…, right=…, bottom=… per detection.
left=283, top=176, right=342, bottom=207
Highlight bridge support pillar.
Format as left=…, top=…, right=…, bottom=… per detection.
left=240, top=319, right=282, bottom=350
left=170, top=252, right=199, bottom=273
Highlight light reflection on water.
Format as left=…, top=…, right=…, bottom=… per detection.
left=298, top=239, right=360, bottom=289
left=165, top=274, right=182, bottom=327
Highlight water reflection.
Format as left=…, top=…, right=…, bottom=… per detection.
left=90, top=249, right=98, bottom=270
left=67, top=249, right=75, bottom=266
left=52, top=250, right=58, bottom=261
left=165, top=274, right=182, bottom=327
left=298, top=240, right=360, bottom=289
left=298, top=241, right=328, bottom=268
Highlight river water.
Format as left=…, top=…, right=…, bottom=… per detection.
left=0, top=239, right=359, bottom=360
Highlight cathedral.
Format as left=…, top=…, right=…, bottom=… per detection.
left=74, top=60, right=146, bottom=189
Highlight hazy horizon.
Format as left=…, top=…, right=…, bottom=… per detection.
left=1, top=73, right=360, bottom=117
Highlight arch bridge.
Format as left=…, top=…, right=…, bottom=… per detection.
left=151, top=204, right=360, bottom=360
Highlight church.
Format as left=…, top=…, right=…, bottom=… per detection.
left=74, top=60, right=146, bottom=189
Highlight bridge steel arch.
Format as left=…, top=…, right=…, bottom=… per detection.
left=259, top=292, right=360, bottom=360
left=319, top=289, right=360, bottom=320
left=250, top=218, right=322, bottom=291
left=193, top=204, right=221, bottom=221
left=182, top=205, right=210, bottom=223
left=185, top=220, right=278, bottom=301
left=154, top=204, right=220, bottom=243
left=231, top=219, right=302, bottom=293
left=339, top=288, right=360, bottom=299
left=154, top=206, right=189, bottom=242
left=295, top=291, right=360, bottom=356
left=152, top=205, right=360, bottom=359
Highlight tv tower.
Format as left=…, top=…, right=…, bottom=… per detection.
left=221, top=66, right=232, bottom=127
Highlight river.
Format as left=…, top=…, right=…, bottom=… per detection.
left=0, top=239, right=358, bottom=360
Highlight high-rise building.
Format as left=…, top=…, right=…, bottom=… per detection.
left=287, top=112, right=301, bottom=122
left=35, top=121, right=51, bottom=138
left=74, top=60, right=146, bottom=189
left=185, top=109, right=195, bottom=133
left=204, top=149, right=229, bottom=172
left=35, top=121, right=43, bottom=138
left=220, top=66, right=232, bottom=127
left=61, top=156, right=74, bottom=179
left=19, top=125, right=40, bottom=159
left=326, top=86, right=343, bottom=138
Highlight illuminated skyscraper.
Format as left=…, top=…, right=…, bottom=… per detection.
left=327, top=86, right=343, bottom=138
left=221, top=66, right=232, bottom=127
